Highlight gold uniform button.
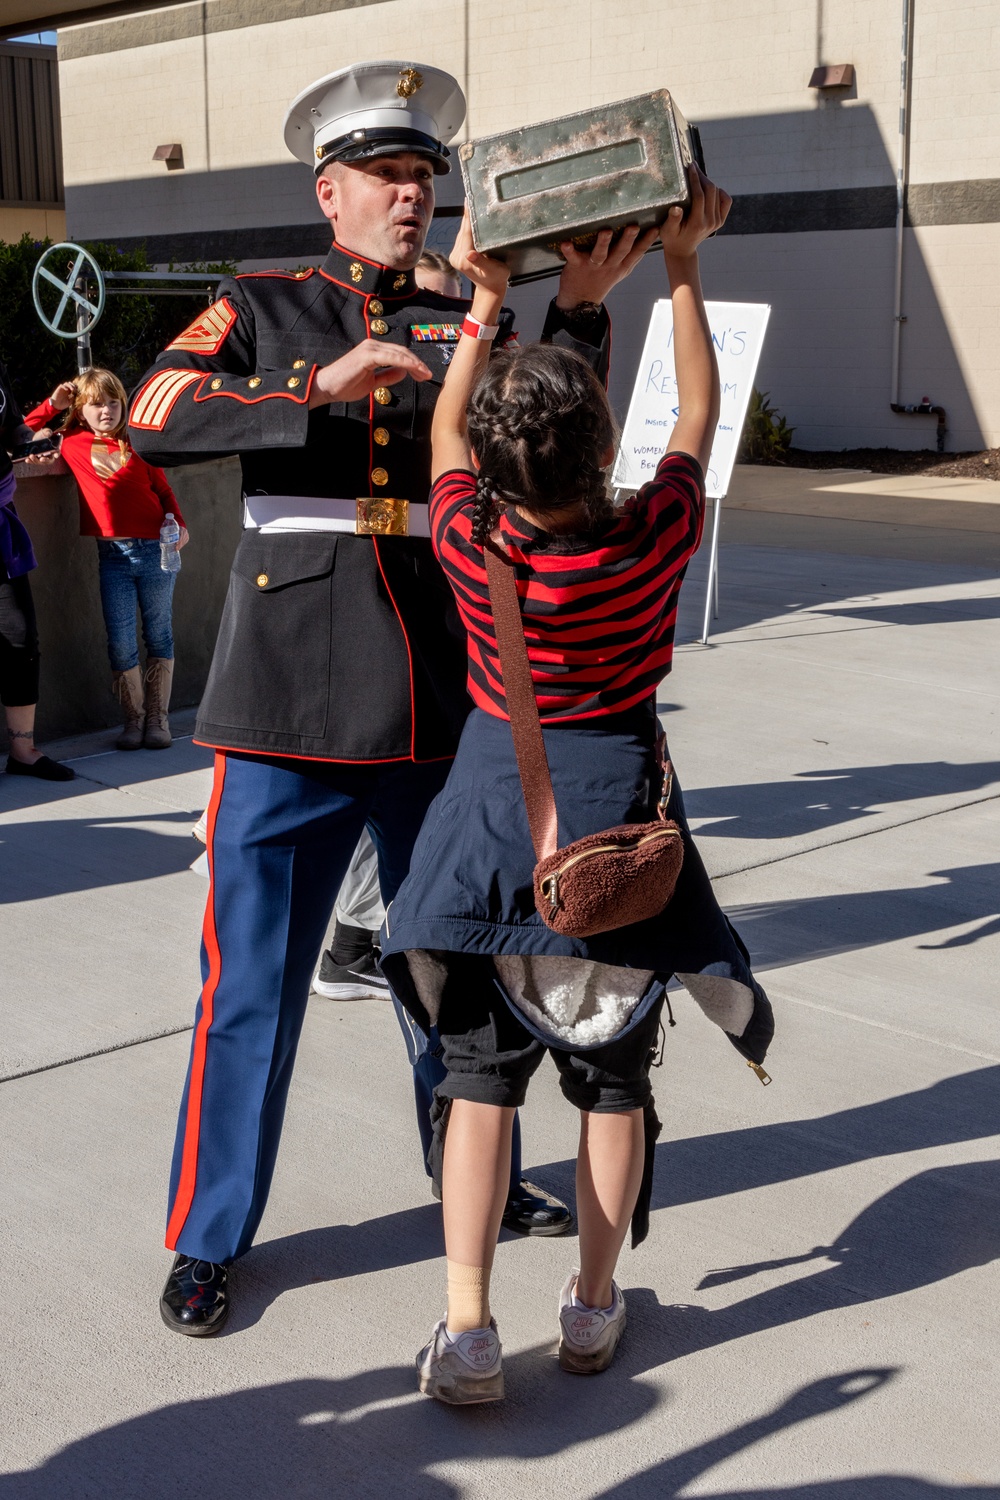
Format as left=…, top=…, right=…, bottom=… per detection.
left=292, top=358, right=306, bottom=369
left=350, top=262, right=364, bottom=283
left=369, top=300, right=384, bottom=316
left=373, top=426, right=390, bottom=446
left=210, top=377, right=223, bottom=390
left=248, top=376, right=262, bottom=389
left=287, top=376, right=301, bottom=388
left=371, top=318, right=388, bottom=335
left=256, top=573, right=269, bottom=588
left=371, top=467, right=389, bottom=486
left=374, top=386, right=392, bottom=405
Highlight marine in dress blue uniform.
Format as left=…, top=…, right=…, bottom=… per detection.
left=130, top=60, right=612, bottom=1335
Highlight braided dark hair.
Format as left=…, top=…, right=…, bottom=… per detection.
left=471, top=472, right=501, bottom=545
left=467, top=343, right=615, bottom=543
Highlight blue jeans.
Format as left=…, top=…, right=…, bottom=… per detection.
left=96, top=538, right=175, bottom=672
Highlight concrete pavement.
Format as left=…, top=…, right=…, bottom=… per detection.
left=1, top=475, right=998, bottom=1497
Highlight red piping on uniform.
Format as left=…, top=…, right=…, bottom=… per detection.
left=319, top=269, right=373, bottom=293
left=332, top=243, right=390, bottom=270
left=371, top=536, right=419, bottom=760
left=165, top=751, right=228, bottom=1250
left=192, top=381, right=310, bottom=406
left=191, top=738, right=454, bottom=766
left=364, top=298, right=375, bottom=491
left=317, top=268, right=415, bottom=301
left=236, top=269, right=316, bottom=281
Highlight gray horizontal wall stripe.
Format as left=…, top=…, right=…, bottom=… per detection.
left=907, top=178, right=1000, bottom=227
left=58, top=0, right=388, bottom=58
left=92, top=178, right=1000, bottom=264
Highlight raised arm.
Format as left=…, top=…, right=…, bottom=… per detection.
left=663, top=166, right=732, bottom=473
left=431, top=209, right=511, bottom=481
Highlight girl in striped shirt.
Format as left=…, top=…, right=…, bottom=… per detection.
left=381, top=169, right=774, bottom=1404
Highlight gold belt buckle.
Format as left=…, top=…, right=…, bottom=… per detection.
left=355, top=497, right=409, bottom=536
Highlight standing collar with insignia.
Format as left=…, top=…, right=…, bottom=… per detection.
left=321, top=243, right=418, bottom=299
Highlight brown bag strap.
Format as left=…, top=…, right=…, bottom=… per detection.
left=483, top=537, right=559, bottom=862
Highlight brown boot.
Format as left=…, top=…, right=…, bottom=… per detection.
left=143, top=657, right=174, bottom=749
left=112, top=666, right=145, bottom=750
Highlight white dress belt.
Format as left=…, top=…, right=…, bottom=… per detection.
left=242, top=493, right=431, bottom=538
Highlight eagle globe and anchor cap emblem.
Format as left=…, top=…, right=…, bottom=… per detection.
left=396, top=68, right=423, bottom=98
left=283, top=59, right=466, bottom=176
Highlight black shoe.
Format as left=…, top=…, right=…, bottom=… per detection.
left=159, top=1254, right=230, bottom=1337
left=312, top=944, right=390, bottom=1001
left=5, top=753, right=75, bottom=781
left=501, top=1180, right=575, bottom=1237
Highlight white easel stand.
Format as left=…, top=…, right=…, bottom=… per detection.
left=699, top=493, right=724, bottom=645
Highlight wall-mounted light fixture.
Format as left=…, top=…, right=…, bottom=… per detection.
left=808, top=64, right=855, bottom=90
left=153, top=143, right=184, bottom=170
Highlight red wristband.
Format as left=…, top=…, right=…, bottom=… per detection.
left=461, top=315, right=500, bottom=342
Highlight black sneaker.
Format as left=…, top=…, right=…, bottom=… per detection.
left=312, top=944, right=390, bottom=1001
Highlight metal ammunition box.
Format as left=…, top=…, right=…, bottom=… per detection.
left=459, top=90, right=701, bottom=285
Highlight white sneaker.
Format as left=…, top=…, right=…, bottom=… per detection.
left=557, top=1271, right=627, bottom=1374
left=417, top=1318, right=504, bottom=1404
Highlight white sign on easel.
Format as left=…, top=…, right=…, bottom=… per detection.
left=613, top=301, right=771, bottom=642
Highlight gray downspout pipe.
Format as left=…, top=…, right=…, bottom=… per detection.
left=891, top=0, right=914, bottom=406
left=889, top=0, right=947, bottom=449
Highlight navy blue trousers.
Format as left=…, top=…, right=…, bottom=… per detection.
left=167, top=749, right=453, bottom=1264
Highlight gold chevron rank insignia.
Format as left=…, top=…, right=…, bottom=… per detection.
left=166, top=297, right=238, bottom=354
left=130, top=369, right=202, bottom=430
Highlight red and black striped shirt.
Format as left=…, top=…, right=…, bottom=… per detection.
left=429, top=450, right=705, bottom=722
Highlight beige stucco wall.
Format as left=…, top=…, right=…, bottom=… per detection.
left=0, top=206, right=65, bottom=241
left=58, top=0, right=1000, bottom=189
left=54, top=0, right=1000, bottom=452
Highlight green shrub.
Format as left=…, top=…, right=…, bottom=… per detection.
left=739, top=387, right=795, bottom=464
left=0, top=233, right=235, bottom=412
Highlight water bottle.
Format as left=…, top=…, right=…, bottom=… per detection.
left=160, top=512, right=181, bottom=574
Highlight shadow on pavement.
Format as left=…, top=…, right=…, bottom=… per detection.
left=675, top=546, right=999, bottom=641
left=595, top=1368, right=1000, bottom=1497
left=651, top=1065, right=1000, bottom=1211
left=632, top=1160, right=1000, bottom=1366
left=0, top=1342, right=661, bottom=1499
left=0, top=808, right=205, bottom=903
left=684, top=761, right=1000, bottom=842
left=6, top=1363, right=995, bottom=1498
left=725, top=859, right=1000, bottom=969
left=817, top=597, right=1000, bottom=628
left=226, top=1204, right=446, bottom=1333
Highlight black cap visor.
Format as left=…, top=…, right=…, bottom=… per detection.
left=317, top=127, right=451, bottom=175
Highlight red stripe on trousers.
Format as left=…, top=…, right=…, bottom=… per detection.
left=165, top=751, right=228, bottom=1250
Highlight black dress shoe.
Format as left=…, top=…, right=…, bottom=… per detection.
left=5, top=754, right=75, bottom=781
left=501, top=1180, right=575, bottom=1237
left=160, top=1254, right=230, bottom=1337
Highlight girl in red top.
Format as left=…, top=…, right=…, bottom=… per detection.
left=381, top=170, right=774, bottom=1404
left=26, top=368, right=188, bottom=750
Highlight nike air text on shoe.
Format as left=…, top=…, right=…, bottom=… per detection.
left=417, top=1318, right=504, bottom=1404
left=557, top=1271, right=627, bottom=1374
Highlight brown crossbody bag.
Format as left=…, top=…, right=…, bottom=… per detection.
left=484, top=537, right=684, bottom=939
